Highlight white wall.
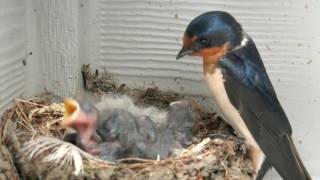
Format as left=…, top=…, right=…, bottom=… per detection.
left=0, top=0, right=27, bottom=113
left=25, top=0, right=80, bottom=97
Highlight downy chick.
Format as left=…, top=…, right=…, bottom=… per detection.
left=167, top=100, right=196, bottom=147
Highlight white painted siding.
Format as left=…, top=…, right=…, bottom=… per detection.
left=37, top=0, right=80, bottom=97
left=0, top=0, right=26, bottom=113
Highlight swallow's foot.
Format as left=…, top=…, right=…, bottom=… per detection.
left=208, top=132, right=243, bottom=141
left=234, top=141, right=247, bottom=155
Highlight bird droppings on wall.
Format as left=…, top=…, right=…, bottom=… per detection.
left=22, top=59, right=27, bottom=66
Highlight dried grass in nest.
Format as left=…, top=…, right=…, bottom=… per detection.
left=81, top=64, right=184, bottom=110
left=1, top=95, right=254, bottom=180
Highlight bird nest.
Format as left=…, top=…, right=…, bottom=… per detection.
left=0, top=92, right=254, bottom=180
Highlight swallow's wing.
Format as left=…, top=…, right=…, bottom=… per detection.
left=220, top=38, right=311, bottom=180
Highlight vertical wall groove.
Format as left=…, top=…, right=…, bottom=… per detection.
left=0, top=0, right=26, bottom=113
left=39, top=0, right=79, bottom=97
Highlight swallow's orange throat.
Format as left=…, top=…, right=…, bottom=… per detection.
left=197, top=42, right=229, bottom=73
left=182, top=34, right=229, bottom=73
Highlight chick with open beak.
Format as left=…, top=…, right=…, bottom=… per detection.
left=63, top=98, right=101, bottom=155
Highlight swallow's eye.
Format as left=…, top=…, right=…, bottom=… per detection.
left=199, top=38, right=209, bottom=47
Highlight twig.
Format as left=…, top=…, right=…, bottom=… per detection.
left=0, top=105, right=16, bottom=142
left=117, top=157, right=155, bottom=163
left=15, top=102, right=32, bottom=123
left=15, top=98, right=44, bottom=107
left=14, top=109, right=35, bottom=133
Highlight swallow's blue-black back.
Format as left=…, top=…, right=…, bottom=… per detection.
left=220, top=36, right=311, bottom=180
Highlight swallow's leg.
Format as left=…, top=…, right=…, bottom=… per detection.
left=249, top=146, right=265, bottom=180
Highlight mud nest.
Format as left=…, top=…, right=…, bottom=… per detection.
left=0, top=65, right=254, bottom=180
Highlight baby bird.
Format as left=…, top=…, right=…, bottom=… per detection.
left=167, top=100, right=196, bottom=147
left=63, top=99, right=127, bottom=161
left=63, top=99, right=102, bottom=155
left=98, top=141, right=125, bottom=162
left=63, top=96, right=197, bottom=161
left=63, top=97, right=156, bottom=160
left=97, top=109, right=140, bottom=149
left=144, top=128, right=182, bottom=160
left=132, top=115, right=158, bottom=158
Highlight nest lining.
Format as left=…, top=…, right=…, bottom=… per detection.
left=0, top=93, right=254, bottom=180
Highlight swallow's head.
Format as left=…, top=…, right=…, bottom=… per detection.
left=176, top=11, right=243, bottom=62
left=63, top=98, right=99, bottom=143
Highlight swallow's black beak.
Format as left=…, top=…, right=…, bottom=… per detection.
left=176, top=47, right=193, bottom=60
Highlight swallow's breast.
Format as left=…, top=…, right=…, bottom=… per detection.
left=205, top=67, right=258, bottom=149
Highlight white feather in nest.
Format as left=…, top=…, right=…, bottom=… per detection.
left=95, top=95, right=168, bottom=126
left=175, top=138, right=211, bottom=158
left=21, top=136, right=111, bottom=175
left=21, top=136, right=212, bottom=176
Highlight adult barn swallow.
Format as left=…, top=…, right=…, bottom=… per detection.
left=176, top=11, right=311, bottom=180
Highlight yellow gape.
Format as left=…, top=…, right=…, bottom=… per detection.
left=63, top=98, right=80, bottom=126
